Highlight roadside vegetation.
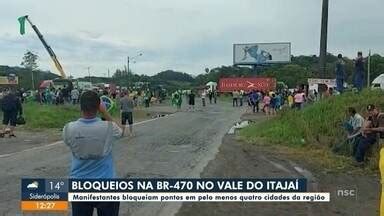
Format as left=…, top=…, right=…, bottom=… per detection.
left=239, top=90, right=384, bottom=172
left=17, top=102, right=151, bottom=130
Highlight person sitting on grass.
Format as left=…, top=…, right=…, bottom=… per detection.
left=354, top=105, right=384, bottom=166
left=333, top=107, right=364, bottom=155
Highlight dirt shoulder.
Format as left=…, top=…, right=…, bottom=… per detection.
left=177, top=113, right=380, bottom=216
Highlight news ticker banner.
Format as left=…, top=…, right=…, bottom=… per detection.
left=21, top=178, right=330, bottom=212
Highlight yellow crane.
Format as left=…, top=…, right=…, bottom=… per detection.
left=19, top=15, right=73, bottom=90
left=19, top=15, right=66, bottom=79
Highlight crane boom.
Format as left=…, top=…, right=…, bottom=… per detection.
left=24, top=16, right=66, bottom=78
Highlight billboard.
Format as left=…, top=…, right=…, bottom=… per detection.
left=233, top=42, right=291, bottom=65
left=307, top=78, right=336, bottom=86
left=0, top=75, right=18, bottom=85
left=218, top=78, right=276, bottom=92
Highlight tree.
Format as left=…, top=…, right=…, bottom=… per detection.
left=21, top=50, right=39, bottom=89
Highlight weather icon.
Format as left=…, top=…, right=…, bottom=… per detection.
left=27, top=181, right=39, bottom=189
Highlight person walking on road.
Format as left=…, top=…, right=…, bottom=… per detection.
left=63, top=91, right=123, bottom=216
left=0, top=89, right=22, bottom=138
left=120, top=91, right=135, bottom=137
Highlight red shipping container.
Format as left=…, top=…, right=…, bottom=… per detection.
left=218, top=77, right=276, bottom=92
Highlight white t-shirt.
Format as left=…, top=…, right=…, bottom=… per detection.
left=350, top=113, right=364, bottom=130
left=201, top=91, right=207, bottom=98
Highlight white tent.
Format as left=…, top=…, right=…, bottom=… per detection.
left=372, top=74, right=384, bottom=89
left=206, top=81, right=217, bottom=91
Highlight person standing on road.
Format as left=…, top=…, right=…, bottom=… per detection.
left=239, top=90, right=244, bottom=106
left=63, top=91, right=123, bottom=216
left=269, top=94, right=277, bottom=116
left=275, top=93, right=282, bottom=111
left=188, top=90, right=196, bottom=111
left=201, top=89, right=207, bottom=107
left=208, top=90, right=213, bottom=104
left=262, top=93, right=271, bottom=115
left=71, top=88, right=80, bottom=105
left=287, top=93, right=294, bottom=108
left=120, top=91, right=135, bottom=137
left=232, top=91, right=238, bottom=107
left=250, top=90, right=260, bottom=113
left=0, top=89, right=22, bottom=138
left=213, top=90, right=217, bottom=104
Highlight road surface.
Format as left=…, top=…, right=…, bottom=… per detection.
left=0, top=101, right=243, bottom=215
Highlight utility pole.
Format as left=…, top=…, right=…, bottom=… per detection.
left=127, top=56, right=130, bottom=76
left=87, top=67, right=91, bottom=83
left=367, top=50, right=371, bottom=87
left=31, top=69, right=35, bottom=90
left=319, top=0, right=329, bottom=78
left=126, top=53, right=142, bottom=76
left=108, top=68, right=110, bottom=78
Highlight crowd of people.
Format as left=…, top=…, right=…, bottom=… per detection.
left=230, top=88, right=311, bottom=116
left=36, top=86, right=78, bottom=105
left=170, top=88, right=218, bottom=111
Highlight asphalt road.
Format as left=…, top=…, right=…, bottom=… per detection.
left=0, top=100, right=243, bottom=216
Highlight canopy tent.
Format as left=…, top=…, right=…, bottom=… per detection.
left=372, top=74, right=384, bottom=89
left=372, top=74, right=384, bottom=84
left=39, top=80, right=53, bottom=89
left=206, top=81, right=217, bottom=91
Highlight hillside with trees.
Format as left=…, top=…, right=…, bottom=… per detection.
left=0, top=65, right=59, bottom=89
left=2, top=52, right=384, bottom=91
left=195, top=53, right=384, bottom=88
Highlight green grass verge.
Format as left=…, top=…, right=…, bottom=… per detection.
left=23, top=103, right=80, bottom=130
left=239, top=89, right=384, bottom=172
left=20, top=102, right=151, bottom=130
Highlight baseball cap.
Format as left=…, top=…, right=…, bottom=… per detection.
left=367, top=104, right=376, bottom=111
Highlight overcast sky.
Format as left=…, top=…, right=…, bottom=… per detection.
left=0, top=0, right=383, bottom=78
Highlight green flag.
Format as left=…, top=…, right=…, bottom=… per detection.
left=18, top=16, right=27, bottom=35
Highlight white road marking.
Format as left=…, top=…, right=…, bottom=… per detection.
left=0, top=141, right=63, bottom=158
left=0, top=113, right=176, bottom=159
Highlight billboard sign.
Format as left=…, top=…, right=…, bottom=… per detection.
left=307, top=78, right=336, bottom=86
left=233, top=42, right=291, bottom=65
left=0, top=75, right=18, bottom=85
left=218, top=77, right=276, bottom=92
